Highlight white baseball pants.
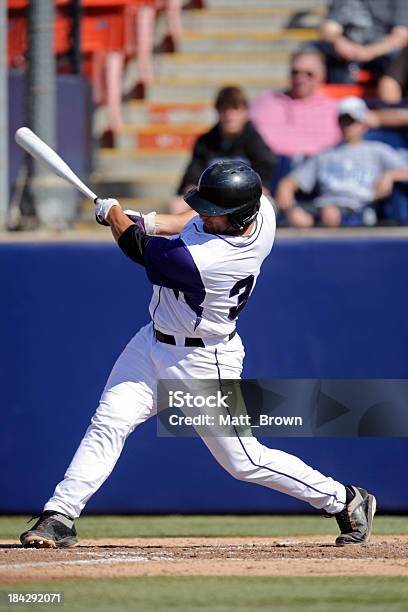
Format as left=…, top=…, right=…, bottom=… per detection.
left=44, top=323, right=347, bottom=518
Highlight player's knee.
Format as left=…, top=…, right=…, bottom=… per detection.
left=90, top=404, right=135, bottom=438
left=89, top=418, right=133, bottom=441
left=224, top=459, right=257, bottom=482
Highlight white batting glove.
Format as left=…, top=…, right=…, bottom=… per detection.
left=95, top=198, right=120, bottom=226
left=123, top=209, right=157, bottom=235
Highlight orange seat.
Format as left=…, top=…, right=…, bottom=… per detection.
left=7, top=0, right=157, bottom=65
left=8, top=6, right=71, bottom=65
left=7, top=13, right=26, bottom=66
left=8, top=0, right=27, bottom=8
left=7, top=0, right=159, bottom=131
left=81, top=7, right=126, bottom=53
left=54, top=10, right=72, bottom=55
left=138, top=130, right=199, bottom=150
left=356, top=69, right=375, bottom=84
left=319, top=84, right=366, bottom=99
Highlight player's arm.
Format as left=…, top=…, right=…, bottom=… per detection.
left=97, top=198, right=205, bottom=314
left=100, top=196, right=197, bottom=238
left=124, top=208, right=197, bottom=236
left=95, top=198, right=151, bottom=265
left=154, top=209, right=197, bottom=236
left=95, top=199, right=200, bottom=273
left=106, top=205, right=134, bottom=241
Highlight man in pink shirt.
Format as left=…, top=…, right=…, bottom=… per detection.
left=250, top=50, right=341, bottom=158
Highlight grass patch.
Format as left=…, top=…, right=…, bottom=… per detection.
left=1, top=577, right=407, bottom=612
left=1, top=514, right=407, bottom=540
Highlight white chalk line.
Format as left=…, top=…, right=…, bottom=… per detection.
left=2, top=556, right=404, bottom=571
left=2, top=555, right=174, bottom=570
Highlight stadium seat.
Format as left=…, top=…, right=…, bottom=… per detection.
left=319, top=83, right=375, bottom=99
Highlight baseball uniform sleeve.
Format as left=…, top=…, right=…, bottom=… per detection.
left=117, top=223, right=153, bottom=266
left=144, top=237, right=206, bottom=300
left=290, top=156, right=320, bottom=194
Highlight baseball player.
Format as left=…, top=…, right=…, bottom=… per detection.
left=20, top=161, right=376, bottom=548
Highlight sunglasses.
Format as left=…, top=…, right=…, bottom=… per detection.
left=291, top=68, right=317, bottom=78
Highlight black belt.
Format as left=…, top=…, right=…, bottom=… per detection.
left=154, top=327, right=236, bottom=348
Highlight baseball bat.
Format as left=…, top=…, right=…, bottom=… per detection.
left=15, top=127, right=98, bottom=202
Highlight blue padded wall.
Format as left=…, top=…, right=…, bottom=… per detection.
left=1, top=237, right=407, bottom=513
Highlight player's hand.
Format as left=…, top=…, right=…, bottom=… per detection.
left=95, top=198, right=120, bottom=226
left=123, top=209, right=157, bottom=235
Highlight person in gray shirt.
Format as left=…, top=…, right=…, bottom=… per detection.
left=319, top=0, right=408, bottom=82
left=275, top=97, right=407, bottom=227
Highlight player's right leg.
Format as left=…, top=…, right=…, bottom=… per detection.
left=20, top=324, right=157, bottom=548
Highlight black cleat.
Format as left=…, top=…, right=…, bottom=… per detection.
left=20, top=511, right=78, bottom=549
left=334, top=485, right=376, bottom=546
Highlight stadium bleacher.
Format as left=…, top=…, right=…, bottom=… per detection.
left=6, top=0, right=408, bottom=228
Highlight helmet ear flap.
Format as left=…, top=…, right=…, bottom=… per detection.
left=228, top=202, right=260, bottom=230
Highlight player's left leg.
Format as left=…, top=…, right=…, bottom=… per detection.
left=203, top=433, right=375, bottom=544
left=172, top=333, right=375, bottom=544
left=202, top=434, right=347, bottom=513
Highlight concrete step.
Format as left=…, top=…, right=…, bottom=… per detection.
left=117, top=124, right=207, bottom=150
left=122, top=101, right=216, bottom=126
left=179, top=28, right=318, bottom=53
left=148, top=77, right=284, bottom=103
left=94, top=149, right=189, bottom=180
left=119, top=102, right=148, bottom=126
left=206, top=0, right=326, bottom=7
left=182, top=8, right=288, bottom=31
left=181, top=7, right=323, bottom=31
left=154, top=52, right=289, bottom=80
left=91, top=176, right=178, bottom=200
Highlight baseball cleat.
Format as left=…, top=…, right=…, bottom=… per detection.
left=20, top=511, right=78, bottom=548
left=334, top=485, right=376, bottom=546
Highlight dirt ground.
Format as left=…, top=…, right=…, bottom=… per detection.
left=1, top=535, right=407, bottom=583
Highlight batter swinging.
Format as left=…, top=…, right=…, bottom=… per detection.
left=20, top=161, right=376, bottom=548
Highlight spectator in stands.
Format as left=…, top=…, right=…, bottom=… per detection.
left=157, top=0, right=183, bottom=53
left=378, top=47, right=408, bottom=102
left=249, top=50, right=341, bottom=158
left=169, top=86, right=277, bottom=213
left=275, top=97, right=407, bottom=227
left=319, top=0, right=408, bottom=83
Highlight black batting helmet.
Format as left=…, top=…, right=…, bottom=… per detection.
left=184, top=160, right=262, bottom=230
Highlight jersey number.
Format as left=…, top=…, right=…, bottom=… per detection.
left=228, top=275, right=254, bottom=320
